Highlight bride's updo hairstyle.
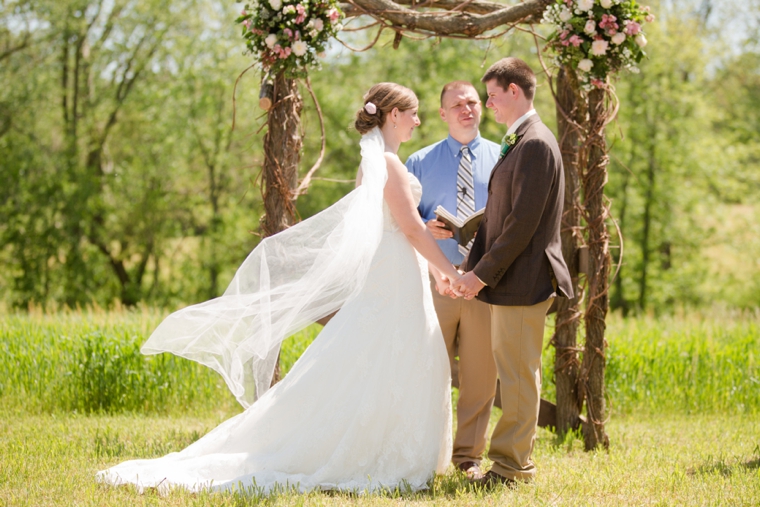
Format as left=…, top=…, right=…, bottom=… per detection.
left=354, top=82, right=418, bottom=135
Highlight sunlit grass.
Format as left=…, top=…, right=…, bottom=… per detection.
left=1, top=412, right=759, bottom=506
left=1, top=308, right=760, bottom=504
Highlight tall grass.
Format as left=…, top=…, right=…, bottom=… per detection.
left=0, top=306, right=318, bottom=415
left=2, top=307, right=759, bottom=416
left=603, top=311, right=760, bottom=414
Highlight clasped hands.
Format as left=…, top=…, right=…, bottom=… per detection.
left=436, top=270, right=485, bottom=301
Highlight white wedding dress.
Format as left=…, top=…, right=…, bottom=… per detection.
left=97, top=132, right=453, bottom=495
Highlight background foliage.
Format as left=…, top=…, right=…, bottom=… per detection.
left=1, top=0, right=759, bottom=314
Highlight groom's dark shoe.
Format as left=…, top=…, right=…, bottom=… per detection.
left=478, top=470, right=517, bottom=489
left=456, top=461, right=483, bottom=480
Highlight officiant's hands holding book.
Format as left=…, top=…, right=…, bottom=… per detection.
left=425, top=219, right=454, bottom=240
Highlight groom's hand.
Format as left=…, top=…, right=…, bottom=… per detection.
left=453, top=271, right=485, bottom=300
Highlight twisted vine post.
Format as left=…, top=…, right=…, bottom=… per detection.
left=579, top=86, right=613, bottom=450
left=261, top=72, right=303, bottom=383
left=261, top=72, right=302, bottom=238
left=552, top=65, right=586, bottom=438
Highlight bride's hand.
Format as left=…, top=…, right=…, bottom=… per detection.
left=443, top=268, right=463, bottom=299
left=433, top=273, right=451, bottom=297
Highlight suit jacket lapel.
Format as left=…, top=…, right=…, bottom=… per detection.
left=488, top=115, right=543, bottom=189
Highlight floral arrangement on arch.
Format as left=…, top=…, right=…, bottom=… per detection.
left=542, top=0, right=655, bottom=89
left=237, top=0, right=344, bottom=78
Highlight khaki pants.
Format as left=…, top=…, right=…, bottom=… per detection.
left=488, top=298, right=553, bottom=482
left=429, top=275, right=496, bottom=465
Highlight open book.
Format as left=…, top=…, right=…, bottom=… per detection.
left=434, top=205, right=485, bottom=248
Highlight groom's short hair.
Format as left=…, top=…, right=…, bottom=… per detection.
left=439, top=81, right=477, bottom=107
left=482, top=57, right=537, bottom=101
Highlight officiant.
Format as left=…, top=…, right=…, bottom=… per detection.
left=405, top=81, right=500, bottom=481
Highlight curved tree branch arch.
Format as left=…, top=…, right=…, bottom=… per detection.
left=340, top=0, right=551, bottom=36
left=256, top=0, right=609, bottom=449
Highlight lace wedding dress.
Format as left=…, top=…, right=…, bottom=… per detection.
left=96, top=130, right=453, bottom=494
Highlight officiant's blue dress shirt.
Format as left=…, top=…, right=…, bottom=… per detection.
left=405, top=134, right=500, bottom=266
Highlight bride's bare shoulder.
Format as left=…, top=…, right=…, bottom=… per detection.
left=383, top=152, right=405, bottom=174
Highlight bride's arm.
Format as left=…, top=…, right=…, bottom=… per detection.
left=383, top=153, right=460, bottom=283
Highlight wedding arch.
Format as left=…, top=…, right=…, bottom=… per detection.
left=235, top=0, right=655, bottom=451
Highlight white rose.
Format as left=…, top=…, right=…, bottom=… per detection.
left=292, top=40, right=308, bottom=56
left=635, top=33, right=647, bottom=47
left=600, top=0, right=613, bottom=8
left=577, top=59, right=594, bottom=72
left=265, top=34, right=277, bottom=48
left=314, top=18, right=324, bottom=31
left=584, top=20, right=597, bottom=35
left=577, top=0, right=595, bottom=12
left=611, top=32, right=626, bottom=45
left=268, top=0, right=282, bottom=10
left=559, top=8, right=573, bottom=22
left=591, top=39, right=609, bottom=56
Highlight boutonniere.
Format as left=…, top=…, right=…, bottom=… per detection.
left=499, top=133, right=521, bottom=158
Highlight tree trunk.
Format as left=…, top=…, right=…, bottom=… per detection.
left=552, top=66, right=585, bottom=438
left=581, top=87, right=610, bottom=451
left=261, top=71, right=303, bottom=384
left=611, top=168, right=630, bottom=315
left=639, top=136, right=657, bottom=310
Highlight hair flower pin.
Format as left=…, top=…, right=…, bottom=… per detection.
left=364, top=102, right=377, bottom=115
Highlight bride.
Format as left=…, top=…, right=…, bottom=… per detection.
left=97, top=82, right=463, bottom=495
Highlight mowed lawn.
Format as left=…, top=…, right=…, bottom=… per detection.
left=3, top=412, right=759, bottom=506
left=1, top=309, right=760, bottom=505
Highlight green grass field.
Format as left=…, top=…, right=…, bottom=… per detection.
left=2, top=308, right=760, bottom=505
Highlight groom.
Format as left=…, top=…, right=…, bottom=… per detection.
left=454, top=57, right=573, bottom=485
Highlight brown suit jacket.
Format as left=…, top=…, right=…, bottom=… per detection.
left=462, top=115, right=573, bottom=306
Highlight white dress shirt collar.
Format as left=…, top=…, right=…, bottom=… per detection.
left=506, top=109, right=537, bottom=136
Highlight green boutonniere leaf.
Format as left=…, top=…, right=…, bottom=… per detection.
left=499, top=133, right=521, bottom=158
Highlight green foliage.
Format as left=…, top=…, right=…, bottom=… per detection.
left=1, top=0, right=759, bottom=314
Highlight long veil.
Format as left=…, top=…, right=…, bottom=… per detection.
left=142, top=128, right=388, bottom=408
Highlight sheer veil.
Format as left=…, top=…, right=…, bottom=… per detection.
left=141, top=128, right=388, bottom=408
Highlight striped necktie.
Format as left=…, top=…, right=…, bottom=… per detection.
left=456, top=145, right=475, bottom=256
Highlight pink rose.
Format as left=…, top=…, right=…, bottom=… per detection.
left=599, top=14, right=618, bottom=31
left=569, top=35, right=583, bottom=47
left=645, top=14, right=655, bottom=22
left=328, top=8, right=340, bottom=23
left=624, top=21, right=641, bottom=35
left=591, top=78, right=606, bottom=88
left=295, top=4, right=306, bottom=24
